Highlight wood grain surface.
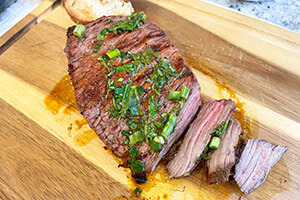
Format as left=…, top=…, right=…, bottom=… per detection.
left=0, top=0, right=299, bottom=199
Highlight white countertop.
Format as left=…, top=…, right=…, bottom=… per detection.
left=207, top=0, right=300, bottom=33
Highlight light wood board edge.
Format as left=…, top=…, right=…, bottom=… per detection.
left=0, top=0, right=61, bottom=55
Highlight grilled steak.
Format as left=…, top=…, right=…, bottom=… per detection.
left=65, top=14, right=201, bottom=173
left=167, top=99, right=236, bottom=178
left=234, top=139, right=287, bottom=195
left=206, top=118, right=241, bottom=184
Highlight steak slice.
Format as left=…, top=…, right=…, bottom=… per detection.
left=234, top=139, right=287, bottom=195
left=206, top=118, right=241, bottom=184
left=65, top=15, right=201, bottom=173
left=167, top=99, right=236, bottom=178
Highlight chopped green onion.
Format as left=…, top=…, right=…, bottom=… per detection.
left=106, top=49, right=120, bottom=59
left=180, top=86, right=190, bottom=99
left=169, top=91, right=180, bottom=100
left=73, top=24, right=85, bottom=38
left=134, top=187, right=142, bottom=196
left=131, top=160, right=146, bottom=172
left=209, top=136, right=221, bottom=150
left=161, top=113, right=178, bottom=139
left=153, top=136, right=164, bottom=144
left=108, top=19, right=114, bottom=23
left=129, top=131, right=143, bottom=146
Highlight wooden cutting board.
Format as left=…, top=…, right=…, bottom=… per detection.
left=0, top=0, right=300, bottom=199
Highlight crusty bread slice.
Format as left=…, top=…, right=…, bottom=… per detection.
left=63, top=0, right=134, bottom=24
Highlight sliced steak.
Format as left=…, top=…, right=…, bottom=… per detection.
left=234, top=139, right=287, bottom=195
left=206, top=118, right=241, bottom=184
left=65, top=15, right=201, bottom=173
left=167, top=99, right=236, bottom=178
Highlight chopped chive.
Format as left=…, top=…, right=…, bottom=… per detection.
left=73, top=24, right=85, bottom=38
left=209, top=136, right=221, bottom=150
left=106, top=49, right=120, bottom=59
left=169, top=91, right=180, bottom=100
left=180, top=86, right=190, bottom=99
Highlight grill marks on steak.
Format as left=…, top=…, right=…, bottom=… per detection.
left=65, top=16, right=201, bottom=173
left=234, top=139, right=287, bottom=195
left=206, top=118, right=241, bottom=184
left=167, top=99, right=236, bottom=178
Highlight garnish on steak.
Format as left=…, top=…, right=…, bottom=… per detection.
left=206, top=118, right=241, bottom=184
left=234, top=139, right=287, bottom=195
left=64, top=12, right=201, bottom=174
left=166, top=99, right=236, bottom=178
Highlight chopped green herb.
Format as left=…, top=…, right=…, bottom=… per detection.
left=93, top=43, right=102, bottom=53
left=117, top=66, right=125, bottom=73
left=134, top=187, right=143, bottom=196
left=202, top=154, right=211, bottom=160
left=117, top=77, right=124, bottom=82
left=131, top=160, right=146, bottom=172
left=73, top=24, right=85, bottom=38
left=150, top=142, right=162, bottom=151
left=129, top=131, right=143, bottom=146
left=106, top=49, right=120, bottom=59
left=137, top=86, right=143, bottom=95
left=220, top=118, right=230, bottom=135
left=169, top=91, right=180, bottom=100
left=96, top=12, right=146, bottom=41
left=108, top=19, right=114, bottom=23
left=129, top=149, right=139, bottom=159
left=148, top=97, right=158, bottom=122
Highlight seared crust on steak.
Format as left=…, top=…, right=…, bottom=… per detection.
left=65, top=15, right=201, bottom=173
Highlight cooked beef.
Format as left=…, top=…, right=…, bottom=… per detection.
left=167, top=99, right=236, bottom=178
left=234, top=139, right=287, bottom=195
left=206, top=118, right=241, bottom=184
left=65, top=16, right=201, bottom=173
